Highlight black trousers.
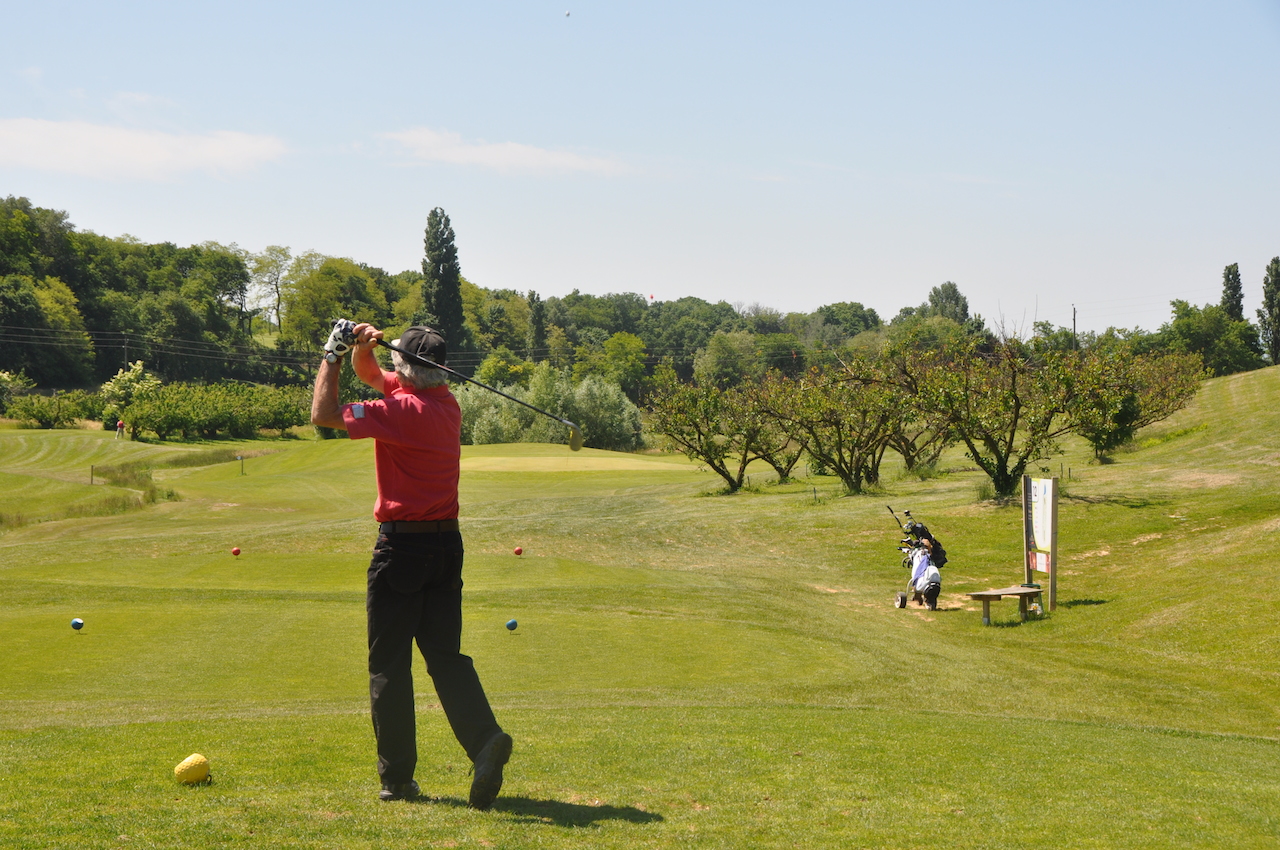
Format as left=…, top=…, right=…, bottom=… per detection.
left=366, top=530, right=501, bottom=784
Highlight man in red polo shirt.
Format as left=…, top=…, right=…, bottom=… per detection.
left=311, top=320, right=511, bottom=809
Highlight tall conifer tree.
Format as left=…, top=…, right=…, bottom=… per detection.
left=1258, top=257, right=1280, bottom=365
left=1221, top=263, right=1244, bottom=322
left=421, top=207, right=468, bottom=352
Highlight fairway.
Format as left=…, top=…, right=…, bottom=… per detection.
left=2, top=369, right=1279, bottom=848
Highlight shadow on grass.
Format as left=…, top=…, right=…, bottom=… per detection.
left=987, top=616, right=1049, bottom=628
left=1061, top=598, right=1108, bottom=608
left=411, top=795, right=663, bottom=826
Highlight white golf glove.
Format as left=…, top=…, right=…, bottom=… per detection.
left=323, top=319, right=357, bottom=363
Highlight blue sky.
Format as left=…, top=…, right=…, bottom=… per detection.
left=3, top=1, right=1279, bottom=334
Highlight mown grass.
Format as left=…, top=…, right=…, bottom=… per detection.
left=1, top=367, right=1278, bottom=848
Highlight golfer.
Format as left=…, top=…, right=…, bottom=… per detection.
left=311, top=320, right=512, bottom=808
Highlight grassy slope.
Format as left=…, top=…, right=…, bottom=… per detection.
left=0, top=369, right=1277, bottom=848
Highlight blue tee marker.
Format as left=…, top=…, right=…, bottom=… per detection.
left=506, top=619, right=518, bottom=631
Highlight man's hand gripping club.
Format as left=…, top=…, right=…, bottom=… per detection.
left=323, top=319, right=358, bottom=363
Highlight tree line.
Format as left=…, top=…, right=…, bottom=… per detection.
left=2, top=193, right=1275, bottom=414
left=1, top=195, right=1242, bottom=478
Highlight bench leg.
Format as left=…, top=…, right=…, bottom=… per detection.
left=982, top=599, right=991, bottom=626
left=1019, top=596, right=1028, bottom=622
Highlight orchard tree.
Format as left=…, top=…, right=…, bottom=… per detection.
left=647, top=366, right=767, bottom=492
left=766, top=362, right=898, bottom=494
left=1068, top=349, right=1204, bottom=459
left=916, top=339, right=1081, bottom=498
left=745, top=373, right=807, bottom=483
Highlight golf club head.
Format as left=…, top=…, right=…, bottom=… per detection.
left=563, top=420, right=583, bottom=451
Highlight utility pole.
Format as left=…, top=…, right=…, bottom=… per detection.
left=1072, top=305, right=1077, bottom=350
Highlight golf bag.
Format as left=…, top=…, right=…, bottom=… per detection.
left=893, top=509, right=947, bottom=568
left=889, top=507, right=947, bottom=609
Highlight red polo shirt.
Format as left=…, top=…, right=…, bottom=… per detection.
left=342, top=373, right=461, bottom=522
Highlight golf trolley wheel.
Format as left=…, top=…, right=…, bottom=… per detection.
left=895, top=592, right=907, bottom=608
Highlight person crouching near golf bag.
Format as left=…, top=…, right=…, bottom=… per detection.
left=311, top=319, right=512, bottom=809
left=909, top=539, right=942, bottom=610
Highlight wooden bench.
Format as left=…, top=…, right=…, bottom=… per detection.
left=967, top=586, right=1044, bottom=625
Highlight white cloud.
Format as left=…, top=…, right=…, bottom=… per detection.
left=383, top=127, right=623, bottom=175
left=0, top=118, right=288, bottom=180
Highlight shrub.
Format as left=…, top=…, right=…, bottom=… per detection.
left=7, top=391, right=81, bottom=428
left=0, top=370, right=35, bottom=415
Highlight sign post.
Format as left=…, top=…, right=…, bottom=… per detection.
left=1022, top=475, right=1058, bottom=611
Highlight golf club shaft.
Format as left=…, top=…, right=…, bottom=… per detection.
left=375, top=338, right=583, bottom=450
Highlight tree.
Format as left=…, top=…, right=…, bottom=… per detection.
left=573, top=331, right=647, bottom=399
left=1221, top=263, right=1244, bottom=322
left=1068, top=349, right=1204, bottom=459
left=250, top=245, right=292, bottom=333
left=692, top=331, right=757, bottom=389
left=7, top=391, right=81, bottom=428
left=868, top=343, right=956, bottom=472
left=917, top=339, right=1080, bottom=499
left=281, top=257, right=389, bottom=349
left=421, top=207, right=470, bottom=353
left=637, top=296, right=740, bottom=380
left=1258, top=257, right=1280, bottom=365
left=0, top=369, right=34, bottom=414
left=766, top=363, right=898, bottom=494
left=0, top=274, right=94, bottom=385
left=99, top=361, right=161, bottom=439
left=815, top=301, right=881, bottom=339
left=475, top=347, right=532, bottom=388
left=647, top=367, right=766, bottom=492
left=526, top=290, right=547, bottom=360
left=738, top=302, right=785, bottom=335
left=756, top=333, right=807, bottom=378
left=745, top=373, right=807, bottom=483
left=1155, top=300, right=1262, bottom=377
left=928, top=282, right=970, bottom=324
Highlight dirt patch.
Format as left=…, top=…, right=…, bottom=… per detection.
left=1071, top=548, right=1111, bottom=560
left=811, top=585, right=855, bottom=594
left=1131, top=533, right=1163, bottom=545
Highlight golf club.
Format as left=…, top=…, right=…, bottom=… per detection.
left=376, top=338, right=584, bottom=451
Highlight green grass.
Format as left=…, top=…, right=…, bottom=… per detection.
left=2, top=368, right=1279, bottom=848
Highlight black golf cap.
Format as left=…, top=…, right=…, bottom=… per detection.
left=397, top=326, right=447, bottom=365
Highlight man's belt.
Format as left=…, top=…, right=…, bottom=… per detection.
left=378, top=519, right=460, bottom=534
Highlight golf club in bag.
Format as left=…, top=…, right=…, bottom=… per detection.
left=888, top=506, right=946, bottom=608
left=376, top=338, right=584, bottom=451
